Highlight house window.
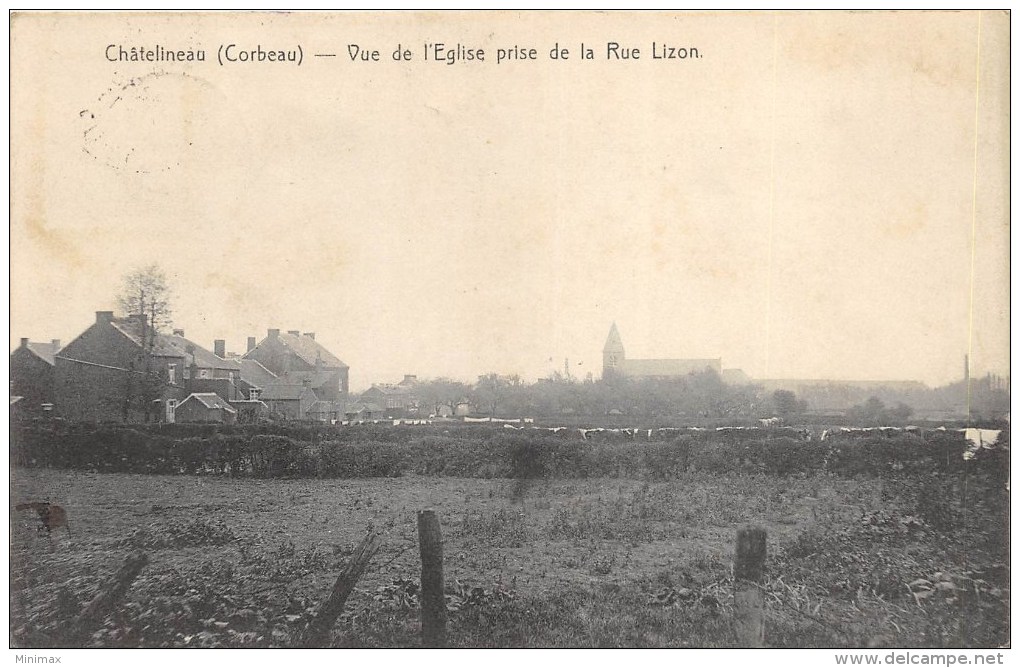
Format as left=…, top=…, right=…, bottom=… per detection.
left=198, top=369, right=210, bottom=379
left=168, top=364, right=177, bottom=384
left=249, top=388, right=261, bottom=401
left=184, top=368, right=191, bottom=380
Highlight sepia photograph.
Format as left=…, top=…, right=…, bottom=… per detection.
left=7, top=9, right=1011, bottom=658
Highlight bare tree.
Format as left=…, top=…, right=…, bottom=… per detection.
left=116, top=264, right=174, bottom=422
left=117, top=264, right=173, bottom=338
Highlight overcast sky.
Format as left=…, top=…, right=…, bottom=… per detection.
left=10, top=11, right=1009, bottom=390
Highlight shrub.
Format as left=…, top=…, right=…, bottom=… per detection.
left=509, top=439, right=546, bottom=480
left=10, top=422, right=978, bottom=482
left=460, top=508, right=530, bottom=546
left=642, top=438, right=692, bottom=480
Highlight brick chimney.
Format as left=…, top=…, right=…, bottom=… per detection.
left=96, top=311, right=114, bottom=325
left=51, top=339, right=61, bottom=349
left=288, top=330, right=300, bottom=336
left=173, top=328, right=185, bottom=337
left=268, top=329, right=280, bottom=338
left=304, top=332, right=315, bottom=340
left=214, top=339, right=226, bottom=358
left=19, top=337, right=28, bottom=348
left=403, top=374, right=418, bottom=384
left=247, top=336, right=257, bottom=352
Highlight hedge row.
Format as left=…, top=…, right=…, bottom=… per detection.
left=38, top=421, right=593, bottom=444
left=10, top=423, right=979, bottom=479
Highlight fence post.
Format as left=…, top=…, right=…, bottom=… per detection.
left=302, top=529, right=382, bottom=647
left=70, top=551, right=149, bottom=644
left=417, top=509, right=447, bottom=647
left=733, top=526, right=766, bottom=647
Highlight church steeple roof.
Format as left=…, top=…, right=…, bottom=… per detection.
left=604, top=322, right=624, bottom=353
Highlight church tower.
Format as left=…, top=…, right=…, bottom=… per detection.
left=603, top=323, right=626, bottom=376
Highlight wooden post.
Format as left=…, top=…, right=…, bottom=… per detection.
left=70, top=551, right=148, bottom=643
left=417, top=509, right=447, bottom=647
left=733, top=526, right=766, bottom=647
left=302, top=529, right=382, bottom=647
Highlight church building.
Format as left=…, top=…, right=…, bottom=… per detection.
left=602, top=323, right=723, bottom=379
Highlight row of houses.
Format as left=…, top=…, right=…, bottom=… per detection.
left=11, top=311, right=353, bottom=424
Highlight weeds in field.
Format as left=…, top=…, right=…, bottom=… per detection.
left=121, top=519, right=237, bottom=550
left=548, top=502, right=666, bottom=542
left=10, top=447, right=1009, bottom=649
left=459, top=508, right=531, bottom=547
left=589, top=551, right=616, bottom=575
left=915, top=479, right=958, bottom=531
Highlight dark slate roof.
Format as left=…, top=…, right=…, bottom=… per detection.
left=362, top=385, right=412, bottom=397
left=622, top=358, right=722, bottom=377
left=24, top=341, right=60, bottom=366
left=109, top=317, right=186, bottom=358
left=345, top=402, right=385, bottom=414
left=110, top=317, right=240, bottom=371
left=182, top=393, right=237, bottom=412
left=238, top=359, right=279, bottom=389
left=268, top=332, right=348, bottom=369
left=162, top=333, right=242, bottom=371
left=604, top=322, right=624, bottom=352
left=261, top=384, right=313, bottom=401
left=229, top=399, right=268, bottom=409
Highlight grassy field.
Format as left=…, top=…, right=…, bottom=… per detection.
left=10, top=465, right=1009, bottom=648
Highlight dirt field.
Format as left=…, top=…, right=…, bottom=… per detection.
left=10, top=467, right=1009, bottom=648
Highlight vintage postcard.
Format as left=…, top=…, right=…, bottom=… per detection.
left=8, top=10, right=1010, bottom=659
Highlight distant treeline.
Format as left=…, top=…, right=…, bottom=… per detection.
left=418, top=371, right=1008, bottom=424
left=10, top=421, right=1003, bottom=481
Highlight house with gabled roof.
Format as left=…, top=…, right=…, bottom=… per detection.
left=243, top=329, right=349, bottom=403
left=10, top=337, right=61, bottom=413
left=228, top=399, right=270, bottom=423
left=53, top=311, right=241, bottom=422
left=360, top=375, right=420, bottom=418
left=176, top=392, right=238, bottom=424
left=306, top=399, right=341, bottom=422
left=235, top=358, right=279, bottom=401
left=164, top=333, right=241, bottom=381
left=260, top=380, right=319, bottom=420
left=344, top=401, right=386, bottom=422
